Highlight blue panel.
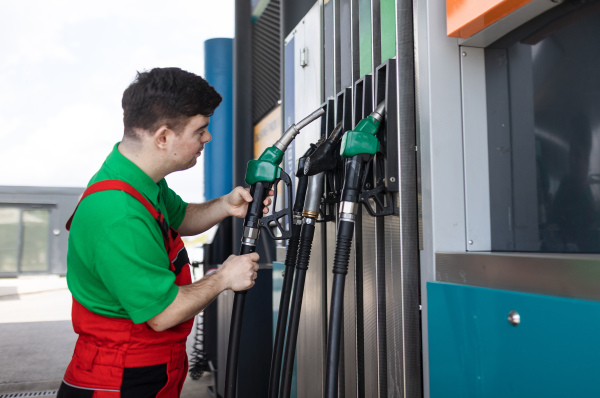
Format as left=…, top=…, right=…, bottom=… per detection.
left=204, top=38, right=233, bottom=201
left=273, top=261, right=297, bottom=398
left=428, top=282, right=600, bottom=398
left=284, top=38, right=295, bottom=204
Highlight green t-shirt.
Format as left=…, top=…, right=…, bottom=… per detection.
left=66, top=143, right=188, bottom=324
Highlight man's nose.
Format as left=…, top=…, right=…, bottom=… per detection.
left=204, top=130, right=212, bottom=143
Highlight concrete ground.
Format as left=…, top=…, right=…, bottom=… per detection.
left=0, top=276, right=215, bottom=397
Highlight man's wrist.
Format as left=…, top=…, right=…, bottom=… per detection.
left=212, top=267, right=229, bottom=291
left=221, top=194, right=234, bottom=217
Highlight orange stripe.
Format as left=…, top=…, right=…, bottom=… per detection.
left=447, top=0, right=534, bottom=38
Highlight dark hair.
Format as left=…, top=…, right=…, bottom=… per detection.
left=122, top=67, right=222, bottom=137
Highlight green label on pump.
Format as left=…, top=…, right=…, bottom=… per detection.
left=380, top=0, right=396, bottom=63
left=244, top=145, right=285, bottom=185
left=340, top=116, right=381, bottom=158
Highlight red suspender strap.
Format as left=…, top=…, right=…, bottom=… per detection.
left=66, top=180, right=166, bottom=236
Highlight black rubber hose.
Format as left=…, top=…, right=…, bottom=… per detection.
left=268, top=168, right=309, bottom=398
left=225, top=181, right=270, bottom=398
left=293, top=175, right=309, bottom=213
left=268, top=222, right=301, bottom=398
left=325, top=219, right=355, bottom=398
left=280, top=221, right=316, bottom=398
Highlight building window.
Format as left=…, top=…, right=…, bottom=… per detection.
left=0, top=206, right=51, bottom=274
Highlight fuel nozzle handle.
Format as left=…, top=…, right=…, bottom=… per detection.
left=339, top=101, right=385, bottom=159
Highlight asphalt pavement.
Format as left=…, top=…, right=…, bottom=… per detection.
left=0, top=275, right=214, bottom=398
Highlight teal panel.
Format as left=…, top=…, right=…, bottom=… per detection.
left=428, top=282, right=600, bottom=398
left=273, top=261, right=297, bottom=398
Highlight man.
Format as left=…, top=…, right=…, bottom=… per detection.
left=58, top=67, right=271, bottom=397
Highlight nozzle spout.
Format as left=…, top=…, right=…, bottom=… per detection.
left=296, top=107, right=326, bottom=131
left=371, top=101, right=385, bottom=123
left=275, top=107, right=326, bottom=151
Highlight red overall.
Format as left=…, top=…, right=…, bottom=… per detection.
left=60, top=180, right=194, bottom=397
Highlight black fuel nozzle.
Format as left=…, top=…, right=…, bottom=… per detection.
left=292, top=136, right=325, bottom=215
left=303, top=121, right=344, bottom=176
left=296, top=133, right=327, bottom=178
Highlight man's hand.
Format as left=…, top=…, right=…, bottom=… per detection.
left=146, top=252, right=261, bottom=331
left=177, top=186, right=274, bottom=237
left=225, top=186, right=274, bottom=219
left=218, top=252, right=260, bottom=291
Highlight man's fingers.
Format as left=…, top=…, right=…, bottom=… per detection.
left=245, top=252, right=260, bottom=262
left=240, top=187, right=253, bottom=202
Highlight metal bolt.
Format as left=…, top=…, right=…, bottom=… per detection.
left=462, top=51, right=467, bottom=57
left=468, top=240, right=474, bottom=245
left=508, top=310, right=520, bottom=326
left=390, top=177, right=396, bottom=182
left=366, top=183, right=372, bottom=188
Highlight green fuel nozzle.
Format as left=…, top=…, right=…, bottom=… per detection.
left=245, top=107, right=326, bottom=185
left=339, top=101, right=385, bottom=158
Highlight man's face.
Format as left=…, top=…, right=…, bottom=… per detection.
left=169, top=114, right=212, bottom=172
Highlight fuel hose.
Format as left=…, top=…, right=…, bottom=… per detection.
left=224, top=107, right=325, bottom=398
left=268, top=142, right=321, bottom=398
left=279, top=122, right=344, bottom=398
left=324, top=103, right=385, bottom=398
left=279, top=173, right=323, bottom=398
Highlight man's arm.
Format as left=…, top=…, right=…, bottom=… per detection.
left=176, top=196, right=231, bottom=236
left=177, top=186, right=273, bottom=236
left=147, top=252, right=260, bottom=332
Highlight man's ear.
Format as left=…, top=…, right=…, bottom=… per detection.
left=153, top=125, right=172, bottom=149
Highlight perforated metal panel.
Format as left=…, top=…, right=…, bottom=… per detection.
left=361, top=211, right=379, bottom=397
left=252, top=0, right=281, bottom=124
left=298, top=225, right=327, bottom=398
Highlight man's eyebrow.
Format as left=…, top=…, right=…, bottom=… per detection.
left=196, top=122, right=209, bottom=131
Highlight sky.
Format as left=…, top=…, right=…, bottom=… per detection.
left=0, top=0, right=234, bottom=203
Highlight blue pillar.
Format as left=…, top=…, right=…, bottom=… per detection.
left=204, top=38, right=233, bottom=201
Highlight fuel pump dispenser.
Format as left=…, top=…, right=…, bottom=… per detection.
left=324, top=102, right=386, bottom=398
left=279, top=121, right=344, bottom=398
left=224, top=107, right=325, bottom=398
